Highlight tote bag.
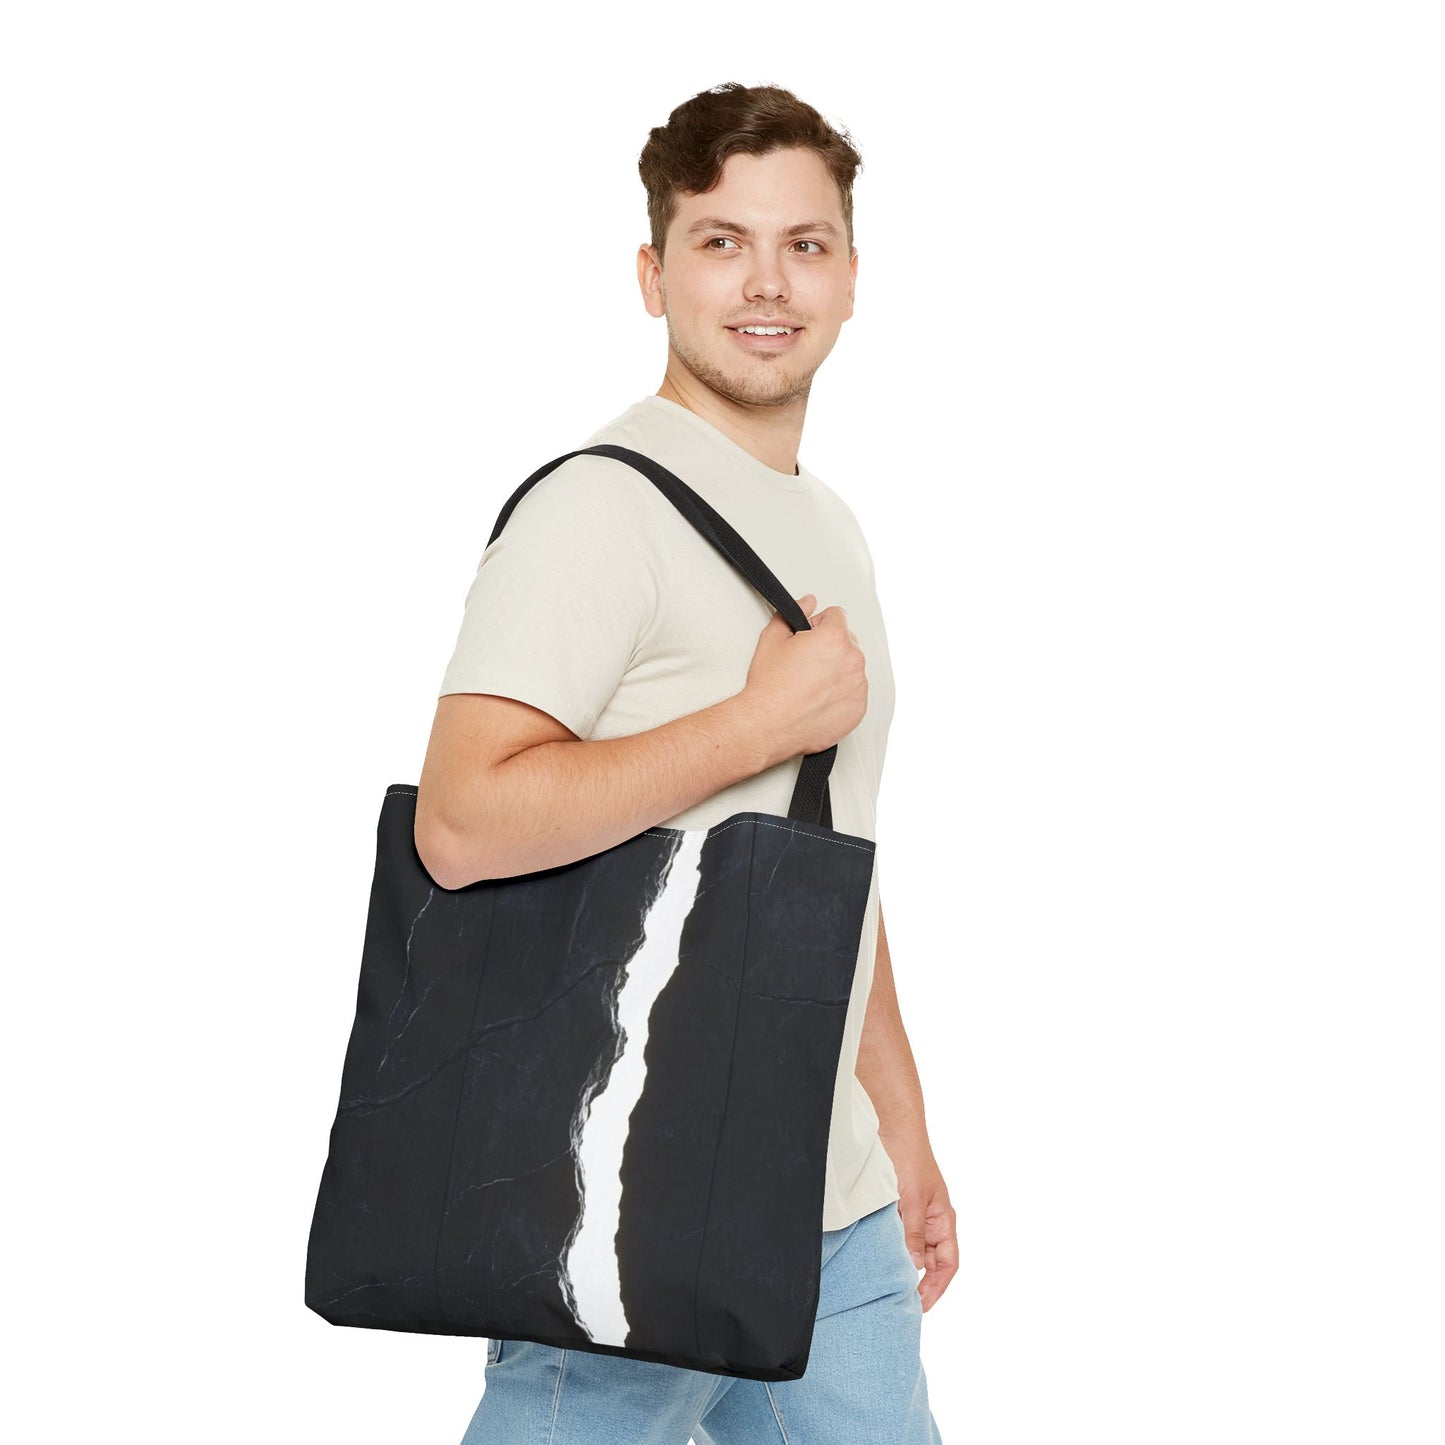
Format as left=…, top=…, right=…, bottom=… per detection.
left=304, top=444, right=877, bottom=1382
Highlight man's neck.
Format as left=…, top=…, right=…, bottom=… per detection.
left=655, top=371, right=806, bottom=477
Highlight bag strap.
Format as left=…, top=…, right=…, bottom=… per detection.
left=486, top=442, right=836, bottom=829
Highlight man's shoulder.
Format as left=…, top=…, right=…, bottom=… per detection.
left=577, top=394, right=678, bottom=455
left=546, top=396, right=871, bottom=550
left=546, top=398, right=717, bottom=518
left=496, top=403, right=692, bottom=555
left=504, top=450, right=673, bottom=535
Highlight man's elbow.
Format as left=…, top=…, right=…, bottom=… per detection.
left=414, top=803, right=497, bottom=891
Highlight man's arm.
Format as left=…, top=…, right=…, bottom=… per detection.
left=415, top=689, right=778, bottom=889
left=415, top=588, right=870, bottom=888
left=856, top=900, right=959, bottom=1310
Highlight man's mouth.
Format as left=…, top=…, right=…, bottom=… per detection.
left=727, top=324, right=804, bottom=349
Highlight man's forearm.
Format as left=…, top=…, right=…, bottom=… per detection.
left=423, top=693, right=781, bottom=887
left=856, top=903, right=932, bottom=1151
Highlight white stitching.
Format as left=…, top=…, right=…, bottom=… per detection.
left=383, top=789, right=874, bottom=854
left=764, top=1381, right=792, bottom=1443
left=642, top=816, right=874, bottom=853
left=545, top=1347, right=569, bottom=1444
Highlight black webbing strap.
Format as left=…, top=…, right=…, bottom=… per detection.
left=486, top=443, right=837, bottom=829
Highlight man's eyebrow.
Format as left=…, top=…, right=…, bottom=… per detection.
left=683, top=216, right=842, bottom=240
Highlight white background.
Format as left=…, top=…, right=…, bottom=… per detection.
left=5, top=3, right=1441, bottom=1442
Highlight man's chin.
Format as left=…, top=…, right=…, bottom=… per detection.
left=666, top=334, right=817, bottom=409
left=700, top=361, right=814, bottom=410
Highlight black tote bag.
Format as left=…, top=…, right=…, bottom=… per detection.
left=304, top=444, right=877, bottom=1382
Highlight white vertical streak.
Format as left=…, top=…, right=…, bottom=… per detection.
left=560, top=828, right=706, bottom=1344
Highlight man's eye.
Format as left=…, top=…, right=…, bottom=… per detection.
left=793, top=240, right=824, bottom=254
left=706, top=237, right=739, bottom=250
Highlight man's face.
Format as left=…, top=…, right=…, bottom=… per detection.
left=638, top=147, right=857, bottom=410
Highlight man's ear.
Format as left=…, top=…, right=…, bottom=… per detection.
left=845, top=247, right=858, bottom=322
left=637, top=243, right=666, bottom=318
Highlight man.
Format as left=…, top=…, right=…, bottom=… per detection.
left=417, top=81, right=954, bottom=1443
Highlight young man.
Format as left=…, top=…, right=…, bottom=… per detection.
left=417, top=81, right=954, bottom=1444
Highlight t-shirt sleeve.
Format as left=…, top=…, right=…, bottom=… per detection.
left=436, top=455, right=667, bottom=739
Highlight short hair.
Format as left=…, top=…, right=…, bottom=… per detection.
left=638, top=82, right=863, bottom=261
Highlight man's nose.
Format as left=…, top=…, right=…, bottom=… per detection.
left=745, top=256, right=788, bottom=302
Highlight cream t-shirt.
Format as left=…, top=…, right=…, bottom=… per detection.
left=437, top=393, right=900, bottom=1232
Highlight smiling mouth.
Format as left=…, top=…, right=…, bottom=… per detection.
left=726, top=325, right=805, bottom=351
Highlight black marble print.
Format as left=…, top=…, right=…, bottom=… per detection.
left=305, top=786, right=875, bottom=1382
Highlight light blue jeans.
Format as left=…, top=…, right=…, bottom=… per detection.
left=458, top=1199, right=942, bottom=1443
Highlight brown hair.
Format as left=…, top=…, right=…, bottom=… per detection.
left=638, top=82, right=863, bottom=260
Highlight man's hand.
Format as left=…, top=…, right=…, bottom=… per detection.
left=742, top=592, right=869, bottom=766
left=888, top=1135, right=959, bottom=1312
left=858, top=900, right=957, bottom=1312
